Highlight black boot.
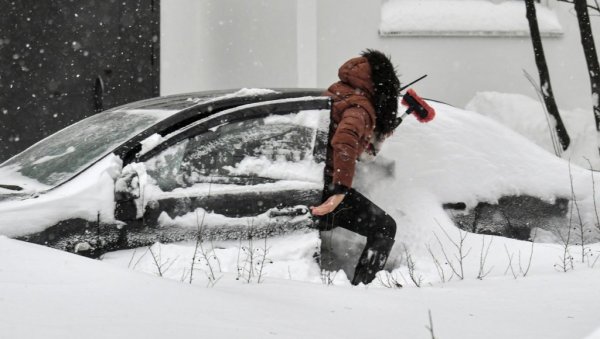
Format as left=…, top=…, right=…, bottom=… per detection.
left=351, top=235, right=395, bottom=285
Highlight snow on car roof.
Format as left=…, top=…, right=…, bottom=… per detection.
left=107, top=88, right=324, bottom=112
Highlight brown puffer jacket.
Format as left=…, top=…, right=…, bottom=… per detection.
left=323, top=56, right=377, bottom=191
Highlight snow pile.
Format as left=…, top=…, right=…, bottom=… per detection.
left=466, top=91, right=600, bottom=169
left=115, top=108, right=180, bottom=119
left=224, top=157, right=323, bottom=183
left=264, top=109, right=329, bottom=130
left=157, top=205, right=313, bottom=231
left=138, top=133, right=165, bottom=156
left=186, top=88, right=279, bottom=103
left=148, top=181, right=319, bottom=201
left=380, top=0, right=562, bottom=36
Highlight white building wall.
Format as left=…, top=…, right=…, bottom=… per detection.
left=316, top=0, right=600, bottom=110
left=297, top=0, right=318, bottom=88
left=161, top=0, right=600, bottom=111
left=161, top=0, right=298, bottom=95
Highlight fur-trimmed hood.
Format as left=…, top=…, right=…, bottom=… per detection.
left=361, top=49, right=400, bottom=136
left=335, top=50, right=400, bottom=136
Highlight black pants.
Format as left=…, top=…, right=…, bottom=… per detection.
left=320, top=186, right=396, bottom=241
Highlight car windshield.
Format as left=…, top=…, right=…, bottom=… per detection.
left=0, top=109, right=177, bottom=191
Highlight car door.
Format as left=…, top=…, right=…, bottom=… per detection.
left=115, top=96, right=331, bottom=247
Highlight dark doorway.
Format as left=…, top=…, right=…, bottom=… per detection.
left=0, top=0, right=160, bottom=162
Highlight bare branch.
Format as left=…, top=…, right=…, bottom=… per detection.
left=433, top=232, right=462, bottom=279
left=523, top=69, right=561, bottom=155
left=256, top=233, right=271, bottom=284
left=477, top=236, right=494, bottom=280
left=321, top=270, right=338, bottom=286
left=434, top=220, right=471, bottom=279
left=519, top=229, right=536, bottom=277
left=568, top=161, right=587, bottom=263
left=148, top=244, right=176, bottom=277
left=131, top=247, right=150, bottom=270
left=190, top=180, right=220, bottom=286
left=127, top=248, right=138, bottom=269
left=377, top=271, right=403, bottom=289
left=404, top=245, right=423, bottom=287
left=584, top=157, right=600, bottom=232
left=426, top=243, right=452, bottom=283
left=425, top=310, right=437, bottom=339
left=504, top=245, right=518, bottom=279
left=189, top=209, right=206, bottom=284
left=553, top=204, right=574, bottom=272
left=557, top=0, right=600, bottom=13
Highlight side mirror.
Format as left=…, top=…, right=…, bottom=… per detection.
left=114, top=163, right=147, bottom=221
left=115, top=167, right=140, bottom=202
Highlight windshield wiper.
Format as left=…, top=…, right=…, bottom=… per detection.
left=0, top=184, right=23, bottom=191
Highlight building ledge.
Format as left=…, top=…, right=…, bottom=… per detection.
left=380, top=0, right=564, bottom=38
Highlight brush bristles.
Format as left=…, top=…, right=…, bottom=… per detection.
left=401, top=89, right=436, bottom=123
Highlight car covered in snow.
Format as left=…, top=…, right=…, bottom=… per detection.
left=0, top=87, right=587, bottom=263
left=0, top=88, right=332, bottom=256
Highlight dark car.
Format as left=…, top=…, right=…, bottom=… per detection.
left=0, top=88, right=332, bottom=257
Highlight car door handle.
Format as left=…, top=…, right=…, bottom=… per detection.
left=268, top=206, right=310, bottom=218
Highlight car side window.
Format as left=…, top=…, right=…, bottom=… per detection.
left=144, top=112, right=320, bottom=191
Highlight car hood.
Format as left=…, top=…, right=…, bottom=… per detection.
left=0, top=155, right=123, bottom=238
left=0, top=191, right=36, bottom=202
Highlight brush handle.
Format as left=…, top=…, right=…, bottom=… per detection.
left=399, top=74, right=428, bottom=92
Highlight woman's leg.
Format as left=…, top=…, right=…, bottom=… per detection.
left=320, top=188, right=397, bottom=285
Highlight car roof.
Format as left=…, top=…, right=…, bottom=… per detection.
left=109, top=88, right=326, bottom=112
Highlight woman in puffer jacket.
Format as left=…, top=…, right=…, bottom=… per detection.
left=310, top=49, right=400, bottom=285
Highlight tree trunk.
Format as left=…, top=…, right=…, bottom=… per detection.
left=573, top=0, right=600, bottom=153
left=525, top=0, right=571, bottom=151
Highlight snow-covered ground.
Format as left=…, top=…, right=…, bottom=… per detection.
left=1, top=235, right=599, bottom=339
left=2, top=92, right=600, bottom=338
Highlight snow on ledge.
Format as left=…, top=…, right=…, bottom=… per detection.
left=380, top=0, right=564, bottom=38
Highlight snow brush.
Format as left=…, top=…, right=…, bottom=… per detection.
left=392, top=75, right=436, bottom=130
left=400, top=89, right=435, bottom=122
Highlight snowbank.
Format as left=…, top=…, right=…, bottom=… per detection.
left=466, top=91, right=600, bottom=169
left=370, top=101, right=584, bottom=209
left=2, top=235, right=599, bottom=339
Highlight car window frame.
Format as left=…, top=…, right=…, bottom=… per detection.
left=135, top=96, right=332, bottom=164
left=21, top=91, right=326, bottom=193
